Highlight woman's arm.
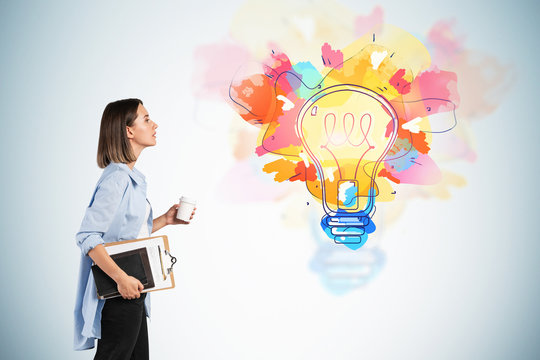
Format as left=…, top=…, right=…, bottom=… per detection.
left=76, top=172, right=144, bottom=299
left=88, top=244, right=144, bottom=299
left=152, top=204, right=196, bottom=233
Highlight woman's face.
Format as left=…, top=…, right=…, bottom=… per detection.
left=126, top=104, right=158, bottom=149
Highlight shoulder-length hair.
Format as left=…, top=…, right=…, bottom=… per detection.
left=97, top=98, right=142, bottom=168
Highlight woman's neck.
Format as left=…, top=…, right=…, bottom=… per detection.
left=128, top=143, right=143, bottom=170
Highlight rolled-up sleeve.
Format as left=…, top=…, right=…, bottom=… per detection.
left=76, top=172, right=130, bottom=256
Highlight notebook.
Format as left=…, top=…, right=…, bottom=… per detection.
left=91, top=247, right=154, bottom=299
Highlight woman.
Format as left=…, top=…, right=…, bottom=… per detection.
left=73, top=98, right=194, bottom=359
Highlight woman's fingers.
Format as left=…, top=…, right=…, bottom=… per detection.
left=166, top=204, right=197, bottom=225
left=118, top=275, right=143, bottom=299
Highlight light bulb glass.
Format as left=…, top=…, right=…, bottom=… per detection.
left=297, top=84, right=398, bottom=249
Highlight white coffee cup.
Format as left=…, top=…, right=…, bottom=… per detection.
left=176, top=196, right=196, bottom=222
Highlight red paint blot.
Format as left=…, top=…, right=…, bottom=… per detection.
left=389, top=69, right=411, bottom=94
left=378, top=168, right=400, bottom=184
left=290, top=161, right=317, bottom=182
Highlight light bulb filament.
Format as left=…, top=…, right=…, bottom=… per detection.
left=323, top=112, right=374, bottom=148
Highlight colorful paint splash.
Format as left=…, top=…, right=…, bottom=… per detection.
left=228, top=24, right=459, bottom=250
left=191, top=1, right=510, bottom=293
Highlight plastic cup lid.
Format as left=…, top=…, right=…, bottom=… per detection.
left=180, top=196, right=196, bottom=204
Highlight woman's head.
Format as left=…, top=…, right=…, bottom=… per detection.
left=97, top=98, right=158, bottom=168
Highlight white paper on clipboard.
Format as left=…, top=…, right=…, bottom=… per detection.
left=104, top=235, right=176, bottom=293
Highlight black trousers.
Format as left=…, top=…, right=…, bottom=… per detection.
left=94, top=293, right=149, bottom=360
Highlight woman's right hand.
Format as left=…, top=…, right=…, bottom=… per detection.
left=116, top=274, right=144, bottom=299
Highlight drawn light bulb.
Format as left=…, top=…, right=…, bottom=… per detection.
left=296, top=84, right=398, bottom=250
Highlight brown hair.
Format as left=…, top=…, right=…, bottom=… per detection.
left=97, top=98, right=143, bottom=168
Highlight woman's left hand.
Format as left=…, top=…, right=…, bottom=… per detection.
left=164, top=204, right=196, bottom=225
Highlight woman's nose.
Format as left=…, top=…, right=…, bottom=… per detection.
left=154, top=122, right=158, bottom=129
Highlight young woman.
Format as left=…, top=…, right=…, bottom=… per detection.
left=73, top=98, right=194, bottom=359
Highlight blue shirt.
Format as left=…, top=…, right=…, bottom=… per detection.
left=73, top=163, right=153, bottom=351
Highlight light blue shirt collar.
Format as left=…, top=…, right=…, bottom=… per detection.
left=109, top=162, right=146, bottom=186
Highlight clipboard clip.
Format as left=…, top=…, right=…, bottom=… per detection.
left=164, top=249, right=177, bottom=275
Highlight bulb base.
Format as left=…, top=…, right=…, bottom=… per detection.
left=321, top=214, right=376, bottom=250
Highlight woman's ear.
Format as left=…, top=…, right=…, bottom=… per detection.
left=126, top=125, right=134, bottom=139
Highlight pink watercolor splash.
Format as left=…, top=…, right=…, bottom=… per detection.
left=355, top=6, right=384, bottom=37
left=321, top=43, right=344, bottom=70
left=192, top=41, right=251, bottom=100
